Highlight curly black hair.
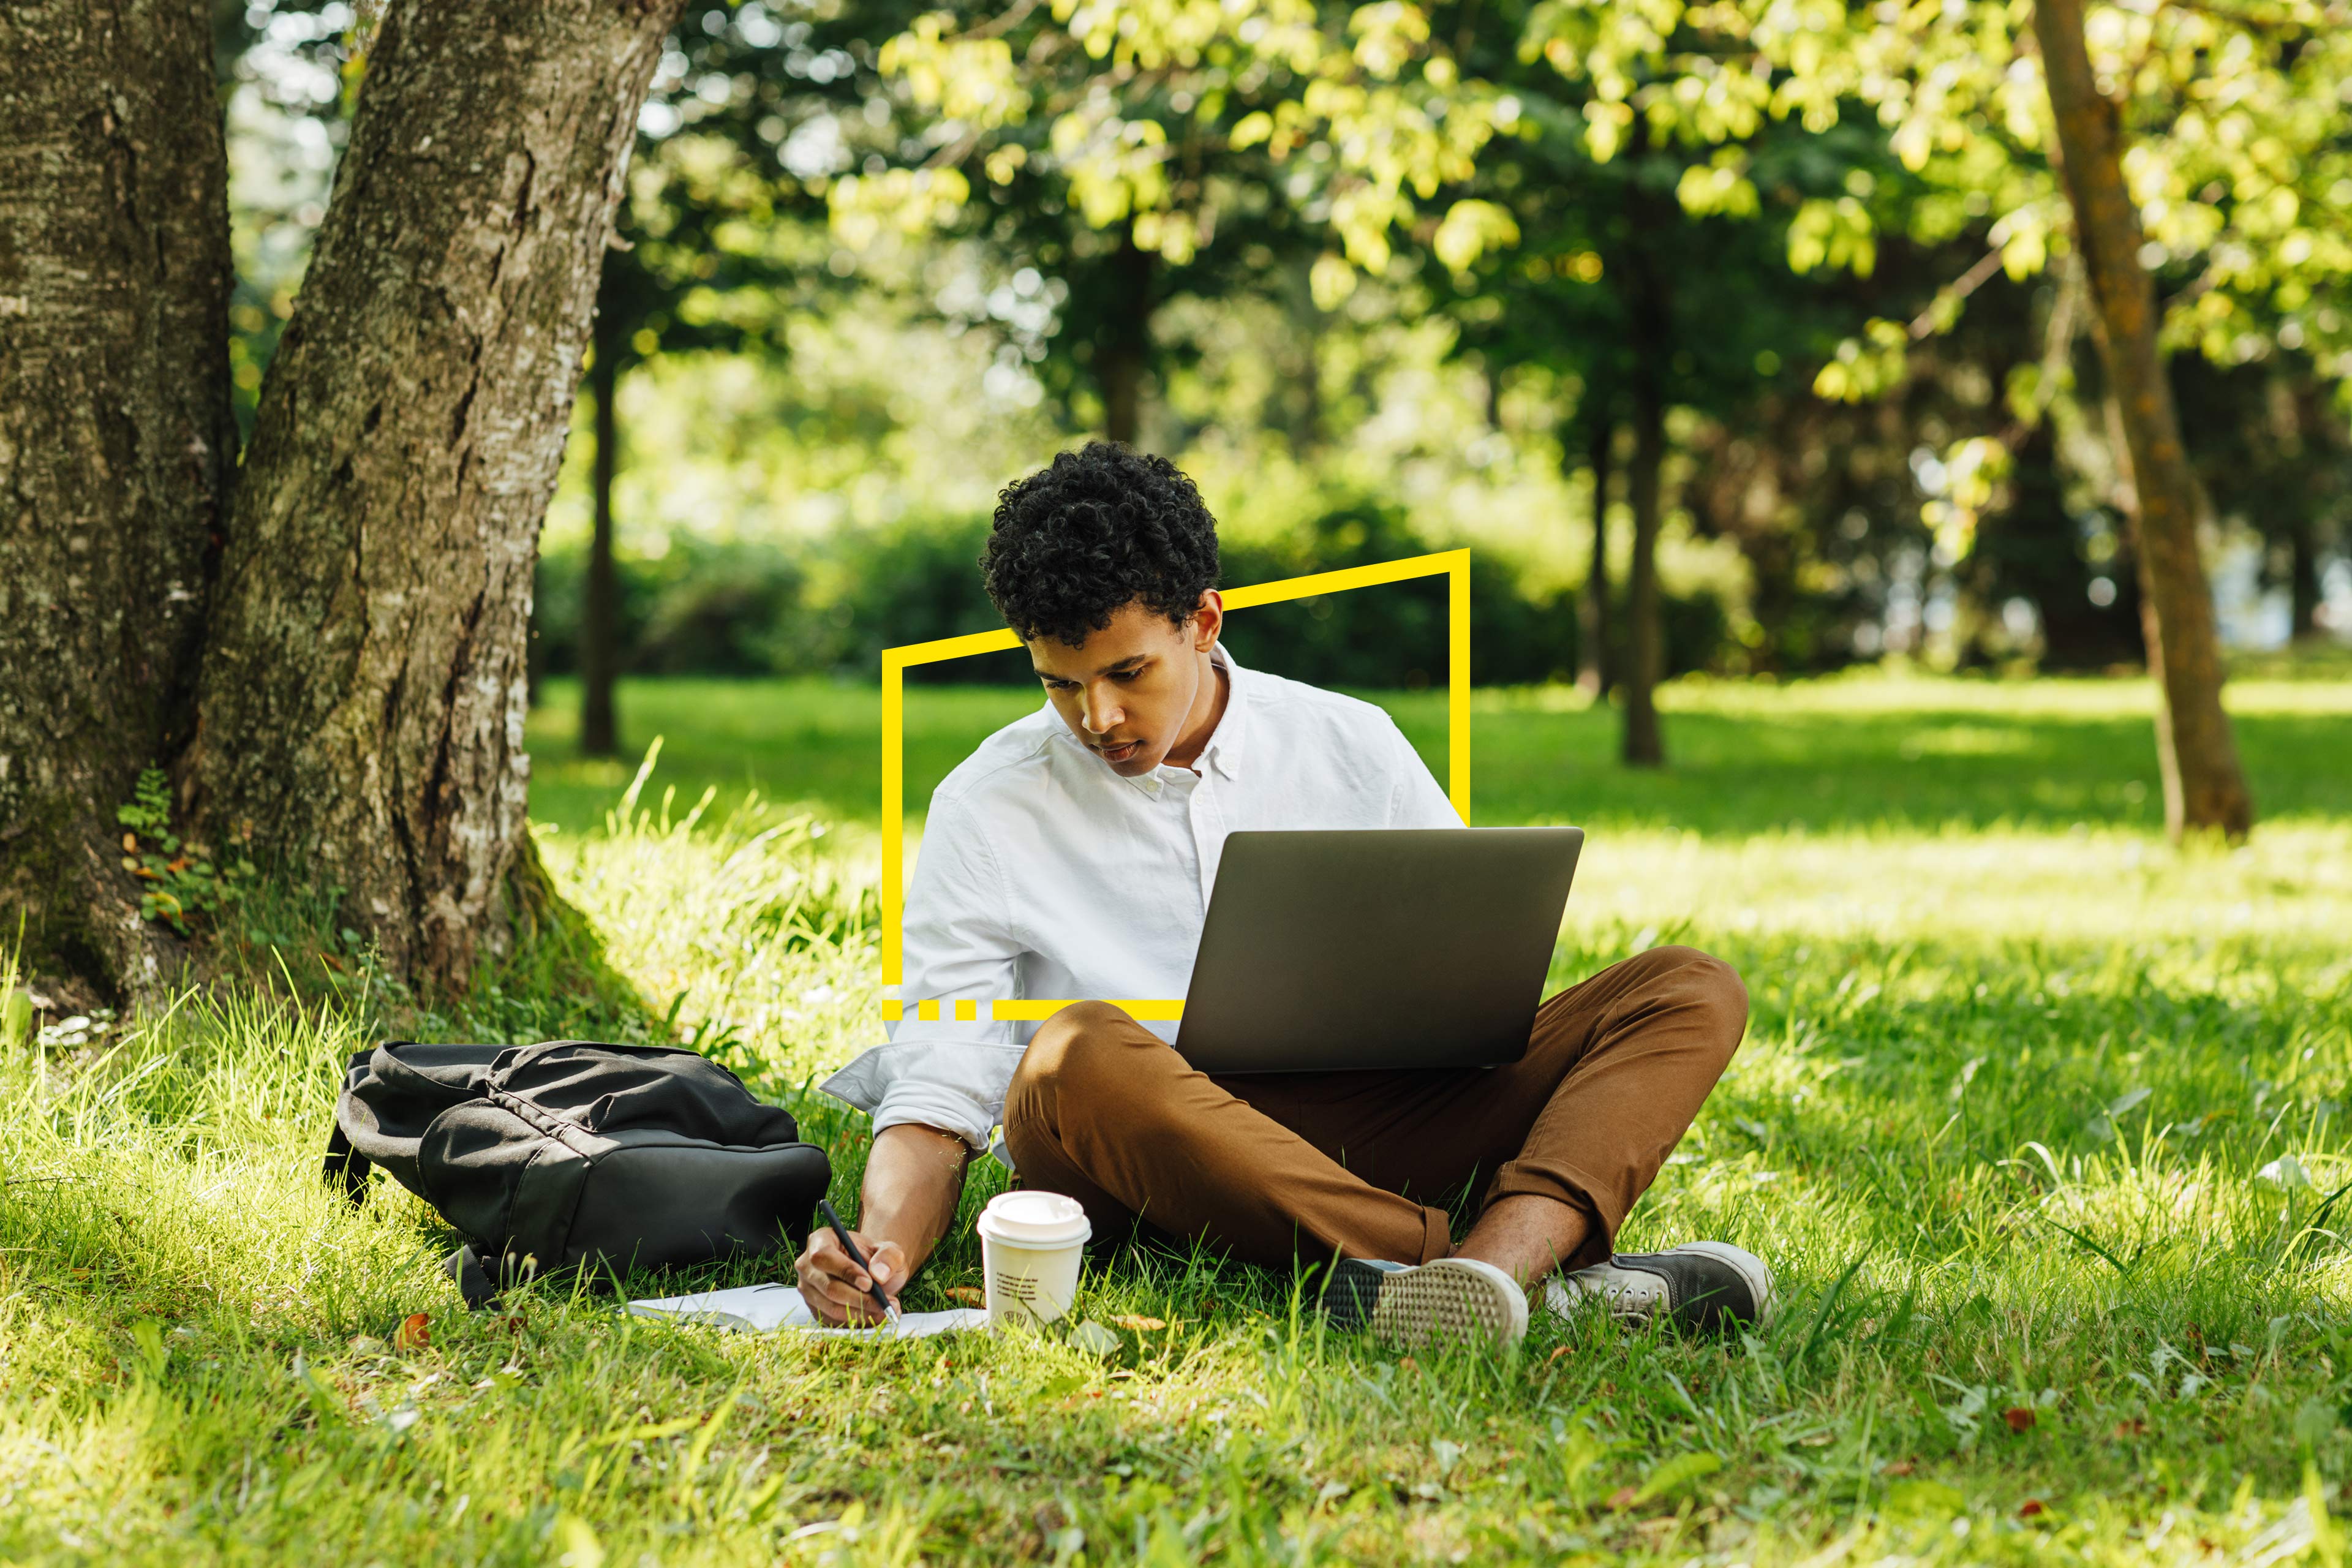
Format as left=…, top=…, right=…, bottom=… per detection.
left=982, top=443, right=1221, bottom=647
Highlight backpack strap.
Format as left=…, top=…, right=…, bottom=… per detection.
left=322, top=1121, right=372, bottom=1205
left=444, top=1245, right=497, bottom=1310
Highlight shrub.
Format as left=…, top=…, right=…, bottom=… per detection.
left=533, top=499, right=1733, bottom=688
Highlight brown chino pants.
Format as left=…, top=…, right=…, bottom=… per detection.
left=1000, top=944, right=1749, bottom=1272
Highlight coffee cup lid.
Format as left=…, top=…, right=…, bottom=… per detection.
left=977, top=1189, right=1091, bottom=1246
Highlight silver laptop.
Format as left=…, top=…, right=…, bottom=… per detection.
left=1174, top=827, right=1584, bottom=1074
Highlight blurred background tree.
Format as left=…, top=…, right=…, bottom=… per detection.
left=573, top=4, right=855, bottom=756
left=213, top=0, right=2352, bottom=820
left=1498, top=0, right=2352, bottom=833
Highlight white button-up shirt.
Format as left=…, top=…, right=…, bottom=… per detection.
left=819, top=644, right=1462, bottom=1150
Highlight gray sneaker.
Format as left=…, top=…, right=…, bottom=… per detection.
left=1546, top=1241, right=1775, bottom=1333
left=1320, top=1256, right=1529, bottom=1349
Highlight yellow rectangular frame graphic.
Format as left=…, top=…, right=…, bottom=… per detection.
left=881, top=547, right=1470, bottom=1023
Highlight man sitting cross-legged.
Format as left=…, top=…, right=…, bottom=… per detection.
left=796, top=443, right=1772, bottom=1344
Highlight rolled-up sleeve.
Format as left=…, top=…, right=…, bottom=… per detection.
left=818, top=795, right=1027, bottom=1149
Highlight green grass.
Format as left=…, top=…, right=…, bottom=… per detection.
left=6, top=669, right=2351, bottom=1564
left=525, top=669, right=2352, bottom=836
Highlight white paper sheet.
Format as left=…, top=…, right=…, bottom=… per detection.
left=626, top=1282, right=989, bottom=1339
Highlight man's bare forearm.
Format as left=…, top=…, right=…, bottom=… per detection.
left=857, top=1123, right=973, bottom=1276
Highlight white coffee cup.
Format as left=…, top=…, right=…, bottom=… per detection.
left=975, top=1190, right=1091, bottom=1326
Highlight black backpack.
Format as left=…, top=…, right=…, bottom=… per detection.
left=323, top=1039, right=832, bottom=1306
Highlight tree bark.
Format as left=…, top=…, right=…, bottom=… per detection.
left=2035, top=0, right=2253, bottom=839
left=190, top=0, right=684, bottom=992
left=2286, top=381, right=2328, bottom=641
left=0, top=0, right=235, bottom=998
left=1623, top=368, right=1667, bottom=768
left=1578, top=413, right=1615, bottom=698
left=581, top=306, right=622, bottom=758
left=1098, top=235, right=1153, bottom=447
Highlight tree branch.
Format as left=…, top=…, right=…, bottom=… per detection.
left=1908, top=245, right=2010, bottom=340
left=962, top=0, right=1041, bottom=42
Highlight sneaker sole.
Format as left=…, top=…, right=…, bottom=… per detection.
left=1319, top=1257, right=1393, bottom=1330
left=1675, top=1240, right=1777, bottom=1328
left=1366, top=1257, right=1528, bottom=1350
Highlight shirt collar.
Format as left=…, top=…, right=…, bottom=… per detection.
left=1198, top=642, right=1246, bottom=781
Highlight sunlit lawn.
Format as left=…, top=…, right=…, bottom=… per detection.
left=2, top=668, right=2348, bottom=1564
left=524, top=667, right=2352, bottom=837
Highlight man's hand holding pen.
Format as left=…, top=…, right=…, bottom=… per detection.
left=795, top=1216, right=907, bottom=1325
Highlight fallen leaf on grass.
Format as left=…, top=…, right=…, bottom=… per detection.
left=946, top=1286, right=985, bottom=1308
left=1112, top=1314, right=1166, bottom=1332
left=2002, top=1406, right=2037, bottom=1433
left=1606, top=1487, right=1638, bottom=1510
left=1068, top=1321, right=1120, bottom=1356
left=2019, top=1499, right=2046, bottom=1518
left=1882, top=1460, right=1916, bottom=1477
left=393, top=1313, right=431, bottom=1352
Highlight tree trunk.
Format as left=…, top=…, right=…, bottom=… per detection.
left=2035, top=0, right=2253, bottom=839
left=1296, top=265, right=1326, bottom=453
left=580, top=307, right=622, bottom=758
left=2286, top=381, right=2327, bottom=641
left=1578, top=413, right=1615, bottom=698
left=0, top=0, right=235, bottom=1000
left=1623, top=369, right=1667, bottom=768
left=190, top=0, right=684, bottom=993
left=2285, top=518, right=2321, bottom=643
left=1099, top=235, right=1153, bottom=447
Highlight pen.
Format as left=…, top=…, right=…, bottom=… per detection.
left=816, top=1197, right=902, bottom=1327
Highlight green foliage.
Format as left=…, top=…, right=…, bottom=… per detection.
left=223, top=0, right=2352, bottom=718
left=113, top=768, right=251, bottom=938
left=830, top=0, right=2350, bottom=668
left=1220, top=499, right=1726, bottom=688
left=843, top=0, right=1523, bottom=291
left=594, top=2, right=881, bottom=378
left=535, top=501, right=1732, bottom=692
left=216, top=1, right=369, bottom=432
